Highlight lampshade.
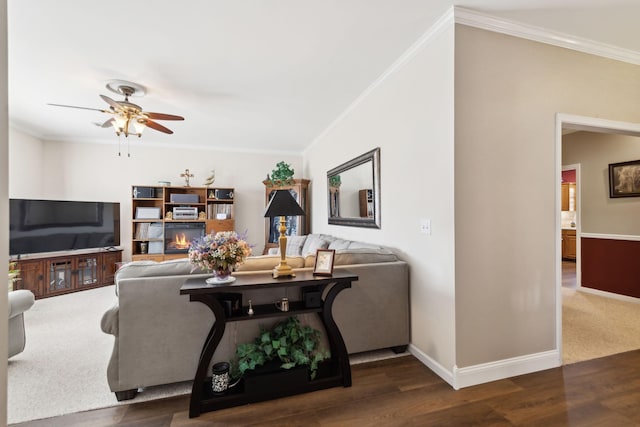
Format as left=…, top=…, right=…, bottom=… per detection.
left=264, top=190, right=305, bottom=218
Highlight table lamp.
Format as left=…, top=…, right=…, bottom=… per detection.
left=264, top=190, right=305, bottom=278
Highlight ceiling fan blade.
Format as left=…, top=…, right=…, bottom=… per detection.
left=145, top=112, right=184, bottom=121
left=100, top=94, right=122, bottom=111
left=100, top=118, right=114, bottom=128
left=48, top=103, right=109, bottom=113
left=144, top=119, right=173, bottom=134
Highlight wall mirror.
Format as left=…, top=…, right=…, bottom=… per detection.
left=327, top=147, right=380, bottom=228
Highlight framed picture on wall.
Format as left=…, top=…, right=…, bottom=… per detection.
left=608, top=160, right=640, bottom=198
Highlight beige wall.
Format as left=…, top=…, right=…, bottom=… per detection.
left=8, top=132, right=303, bottom=258
left=454, top=24, right=640, bottom=367
left=563, top=131, right=640, bottom=235
left=1, top=0, right=8, bottom=422
left=305, top=24, right=457, bottom=370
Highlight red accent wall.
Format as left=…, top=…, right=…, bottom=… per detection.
left=581, top=237, right=640, bottom=298
left=562, top=169, right=576, bottom=183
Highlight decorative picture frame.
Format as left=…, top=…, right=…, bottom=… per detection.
left=135, top=207, right=162, bottom=219
left=313, top=249, right=335, bottom=276
left=608, top=160, right=640, bottom=198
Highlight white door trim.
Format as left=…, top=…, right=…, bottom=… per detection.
left=555, top=113, right=640, bottom=363
left=562, top=163, right=581, bottom=289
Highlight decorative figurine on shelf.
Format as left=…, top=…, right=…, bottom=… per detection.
left=248, top=300, right=254, bottom=316
left=180, top=169, right=194, bottom=187
left=203, top=170, right=215, bottom=187
left=165, top=212, right=173, bottom=220
left=198, top=211, right=206, bottom=220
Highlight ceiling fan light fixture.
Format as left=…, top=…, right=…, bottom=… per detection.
left=133, top=119, right=146, bottom=136
left=113, top=115, right=127, bottom=133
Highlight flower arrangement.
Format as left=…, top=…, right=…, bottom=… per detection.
left=188, top=231, right=252, bottom=276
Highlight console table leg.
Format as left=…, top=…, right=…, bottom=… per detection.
left=188, top=294, right=227, bottom=418
left=322, top=281, right=351, bottom=387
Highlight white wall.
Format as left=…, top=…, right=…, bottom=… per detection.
left=9, top=134, right=303, bottom=258
left=1, top=0, right=8, bottom=422
left=304, top=21, right=456, bottom=371
left=8, top=129, right=43, bottom=197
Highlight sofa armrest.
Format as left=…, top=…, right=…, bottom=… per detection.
left=101, top=303, right=119, bottom=336
left=8, top=290, right=35, bottom=320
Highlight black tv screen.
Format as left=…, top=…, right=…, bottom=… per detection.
left=9, top=199, right=121, bottom=256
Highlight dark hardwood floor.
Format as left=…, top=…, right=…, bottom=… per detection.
left=13, top=351, right=640, bottom=426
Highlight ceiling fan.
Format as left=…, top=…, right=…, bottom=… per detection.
left=48, top=80, right=184, bottom=138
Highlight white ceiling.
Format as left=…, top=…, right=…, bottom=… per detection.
left=8, top=0, right=640, bottom=153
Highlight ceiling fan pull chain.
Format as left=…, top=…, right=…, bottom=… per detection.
left=118, top=133, right=122, bottom=157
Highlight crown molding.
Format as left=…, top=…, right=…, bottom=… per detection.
left=454, top=6, right=640, bottom=66
left=304, top=8, right=455, bottom=154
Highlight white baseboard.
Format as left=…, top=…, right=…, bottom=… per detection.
left=408, top=344, right=456, bottom=388
left=578, top=286, right=640, bottom=304
left=410, top=344, right=561, bottom=390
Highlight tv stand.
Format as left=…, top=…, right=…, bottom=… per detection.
left=13, top=248, right=122, bottom=299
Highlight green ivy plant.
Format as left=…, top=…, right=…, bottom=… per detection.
left=268, top=161, right=295, bottom=187
left=232, top=317, right=330, bottom=380
left=328, top=174, right=341, bottom=188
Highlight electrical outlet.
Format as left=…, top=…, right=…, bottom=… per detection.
left=420, top=218, right=431, bottom=235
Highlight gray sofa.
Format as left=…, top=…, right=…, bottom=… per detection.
left=8, top=290, right=35, bottom=358
left=100, top=233, right=409, bottom=401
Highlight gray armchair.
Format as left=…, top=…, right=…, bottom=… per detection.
left=8, top=290, right=35, bottom=358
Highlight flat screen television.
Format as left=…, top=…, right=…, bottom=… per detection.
left=9, top=199, right=121, bottom=256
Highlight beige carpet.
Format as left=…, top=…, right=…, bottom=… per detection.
left=562, top=287, right=640, bottom=364
left=7, top=285, right=405, bottom=425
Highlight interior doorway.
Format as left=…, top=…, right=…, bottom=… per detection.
left=556, top=114, right=640, bottom=364
left=560, top=163, right=580, bottom=290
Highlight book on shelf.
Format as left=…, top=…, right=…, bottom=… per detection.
left=207, top=203, right=232, bottom=219
left=135, top=223, right=150, bottom=240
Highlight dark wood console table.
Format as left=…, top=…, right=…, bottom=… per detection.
left=180, top=270, right=358, bottom=418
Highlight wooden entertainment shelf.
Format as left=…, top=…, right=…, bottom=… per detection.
left=13, top=248, right=123, bottom=299
left=131, top=185, right=235, bottom=261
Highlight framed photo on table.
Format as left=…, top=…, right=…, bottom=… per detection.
left=313, top=249, right=335, bottom=276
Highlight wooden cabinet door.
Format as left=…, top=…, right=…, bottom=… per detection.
left=562, top=230, right=577, bottom=260
left=16, top=259, right=44, bottom=298
left=101, top=251, right=122, bottom=285
left=561, top=183, right=569, bottom=211
left=44, top=258, right=74, bottom=296
left=565, top=233, right=577, bottom=259
left=561, top=183, right=576, bottom=211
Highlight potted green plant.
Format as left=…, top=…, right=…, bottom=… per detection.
left=267, top=161, right=295, bottom=187
left=232, top=317, right=330, bottom=381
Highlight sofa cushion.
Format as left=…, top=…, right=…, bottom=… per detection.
left=285, top=235, right=307, bottom=256
left=348, top=241, right=384, bottom=250
left=304, top=248, right=398, bottom=267
left=235, top=255, right=305, bottom=272
left=328, top=239, right=351, bottom=250
left=301, top=234, right=331, bottom=257
left=116, top=258, right=198, bottom=281
left=114, top=258, right=205, bottom=295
